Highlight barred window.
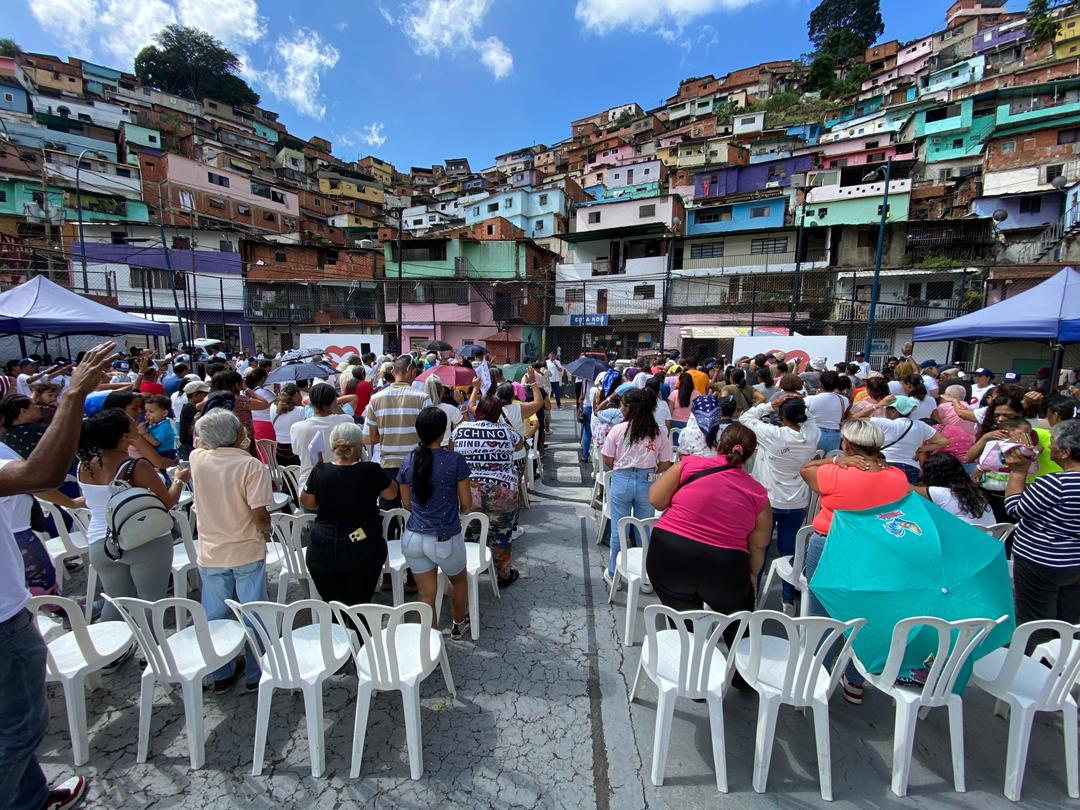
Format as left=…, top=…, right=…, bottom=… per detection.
left=750, top=237, right=788, bottom=254
left=689, top=242, right=724, bottom=259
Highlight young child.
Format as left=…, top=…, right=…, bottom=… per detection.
left=30, top=382, right=60, bottom=425
left=140, top=394, right=177, bottom=460
left=178, top=381, right=209, bottom=460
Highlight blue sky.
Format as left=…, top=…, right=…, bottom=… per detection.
left=14, top=0, right=1030, bottom=171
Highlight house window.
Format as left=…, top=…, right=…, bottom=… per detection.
left=207, top=172, right=230, bottom=187
left=503, top=199, right=512, bottom=209
left=538, top=194, right=548, bottom=205
left=1045, top=164, right=1065, bottom=184
left=588, top=211, right=601, bottom=224
left=534, top=220, right=544, bottom=232
left=952, top=138, right=964, bottom=149
left=219, top=240, right=234, bottom=252
left=697, top=206, right=732, bottom=224
left=147, top=134, right=158, bottom=144
left=857, top=229, right=876, bottom=248
left=274, top=250, right=287, bottom=262
left=565, top=288, right=585, bottom=303
left=749, top=206, right=770, bottom=219
left=689, top=242, right=724, bottom=259
left=1000, top=141, right=1016, bottom=155
left=237, top=205, right=251, bottom=215
left=750, top=237, right=789, bottom=254
left=179, top=190, right=194, bottom=211
left=172, top=236, right=190, bottom=250
left=262, top=211, right=276, bottom=223
left=412, top=218, right=424, bottom=226
left=830, top=158, right=848, bottom=168
left=866, top=152, right=886, bottom=163
left=1019, top=196, right=1042, bottom=214
left=639, top=204, right=656, bottom=218
left=115, top=167, right=131, bottom=178
left=1059, top=127, right=1080, bottom=145
left=130, top=267, right=184, bottom=290
left=643, top=168, right=650, bottom=176
left=926, top=281, right=954, bottom=300
left=487, top=202, right=498, bottom=213
left=110, top=230, right=125, bottom=244
left=740, top=116, right=756, bottom=125
left=633, top=284, right=656, bottom=299
left=271, top=190, right=285, bottom=204
left=208, top=196, right=225, bottom=210
left=487, top=224, right=495, bottom=235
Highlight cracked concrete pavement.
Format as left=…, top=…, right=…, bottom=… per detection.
left=40, top=410, right=1077, bottom=808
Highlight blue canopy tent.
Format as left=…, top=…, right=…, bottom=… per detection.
left=912, top=267, right=1080, bottom=383
left=0, top=276, right=171, bottom=355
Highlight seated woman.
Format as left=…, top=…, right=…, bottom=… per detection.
left=911, top=453, right=994, bottom=527
left=800, top=420, right=910, bottom=705
left=646, top=424, right=771, bottom=614
left=677, top=394, right=736, bottom=459
left=300, top=422, right=398, bottom=606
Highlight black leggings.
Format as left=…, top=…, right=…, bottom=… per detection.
left=305, top=523, right=387, bottom=606
left=645, top=526, right=754, bottom=615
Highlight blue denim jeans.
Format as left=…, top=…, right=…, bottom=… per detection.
left=607, top=468, right=655, bottom=577
left=765, top=507, right=808, bottom=603
left=581, top=405, right=593, bottom=460
left=0, top=609, right=49, bottom=810
left=199, top=559, right=268, bottom=685
left=818, top=427, right=840, bottom=454
left=803, top=531, right=863, bottom=687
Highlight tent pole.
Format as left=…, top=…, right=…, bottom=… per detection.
left=18, top=334, right=27, bottom=357
left=1049, top=342, right=1065, bottom=395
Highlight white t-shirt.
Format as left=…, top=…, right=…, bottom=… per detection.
left=653, top=399, right=672, bottom=432
left=546, top=359, right=563, bottom=383
left=290, top=414, right=353, bottom=487
left=857, top=361, right=872, bottom=377
left=805, top=392, right=849, bottom=430
left=0, top=458, right=29, bottom=622
left=913, top=395, right=937, bottom=421
left=927, top=486, right=995, bottom=527
left=15, top=373, right=34, bottom=396
left=270, top=405, right=306, bottom=445
left=438, top=402, right=463, bottom=446
left=970, top=383, right=995, bottom=406
left=887, top=379, right=904, bottom=396
left=250, top=386, right=275, bottom=423
left=870, top=416, right=937, bottom=467
left=922, top=375, right=940, bottom=395
left=0, top=444, right=32, bottom=533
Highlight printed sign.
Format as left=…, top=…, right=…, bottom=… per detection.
left=731, top=336, right=848, bottom=373
left=477, top=359, right=492, bottom=393
left=299, top=333, right=383, bottom=364
left=571, top=314, right=610, bottom=327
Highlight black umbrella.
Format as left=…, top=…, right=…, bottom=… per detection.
left=457, top=344, right=486, bottom=359
left=266, top=362, right=334, bottom=384
left=565, top=356, right=610, bottom=381
left=425, top=340, right=453, bottom=353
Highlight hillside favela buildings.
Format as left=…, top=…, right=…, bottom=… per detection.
left=3, top=0, right=1080, bottom=367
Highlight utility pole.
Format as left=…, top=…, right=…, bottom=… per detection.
left=396, top=211, right=403, bottom=354
left=863, top=159, right=893, bottom=361
left=788, top=177, right=809, bottom=336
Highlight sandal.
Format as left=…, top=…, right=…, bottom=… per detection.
left=497, top=569, right=520, bottom=588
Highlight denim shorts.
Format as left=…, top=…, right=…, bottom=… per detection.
left=401, top=528, right=467, bottom=576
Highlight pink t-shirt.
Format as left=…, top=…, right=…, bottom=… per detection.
left=656, top=455, right=769, bottom=550
left=935, top=423, right=974, bottom=463
left=668, top=388, right=700, bottom=423
left=602, top=421, right=673, bottom=470
left=935, top=401, right=975, bottom=436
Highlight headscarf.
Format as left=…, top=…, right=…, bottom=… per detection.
left=632, top=371, right=650, bottom=389
left=690, top=394, right=723, bottom=439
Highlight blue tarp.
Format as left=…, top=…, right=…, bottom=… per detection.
left=0, top=276, right=171, bottom=337
left=913, top=267, right=1080, bottom=344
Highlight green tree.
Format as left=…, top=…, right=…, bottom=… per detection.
left=134, top=25, right=259, bottom=106
left=0, top=38, right=21, bottom=58
left=808, top=0, right=884, bottom=52
left=807, top=53, right=837, bottom=93
left=1027, top=0, right=1079, bottom=48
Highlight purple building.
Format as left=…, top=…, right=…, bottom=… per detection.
left=693, top=155, right=815, bottom=200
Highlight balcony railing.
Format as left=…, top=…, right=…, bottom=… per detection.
left=681, top=250, right=829, bottom=273
left=829, top=300, right=964, bottom=323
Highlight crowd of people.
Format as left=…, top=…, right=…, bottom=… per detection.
left=584, top=347, right=1080, bottom=703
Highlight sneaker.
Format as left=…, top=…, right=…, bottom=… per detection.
left=449, top=616, right=471, bottom=641
left=602, top=568, right=616, bottom=591
left=511, top=526, right=525, bottom=540
left=211, top=658, right=246, bottom=694
left=781, top=600, right=797, bottom=617
left=102, top=642, right=135, bottom=674
left=841, top=676, right=864, bottom=705
left=640, top=581, right=654, bottom=594
left=244, top=680, right=261, bottom=694
left=45, top=776, right=88, bottom=810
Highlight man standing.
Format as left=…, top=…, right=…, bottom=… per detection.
left=189, top=410, right=274, bottom=693
left=365, top=356, right=432, bottom=500
left=854, top=351, right=872, bottom=378
left=684, top=356, right=710, bottom=394
left=545, top=352, right=565, bottom=408
left=970, top=368, right=996, bottom=406
left=0, top=341, right=115, bottom=810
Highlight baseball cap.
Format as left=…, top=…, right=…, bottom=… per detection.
left=183, top=380, right=210, bottom=395
left=1003, top=370, right=1022, bottom=383
left=855, top=351, right=865, bottom=358
left=173, top=353, right=191, bottom=363
left=919, top=359, right=940, bottom=369
left=111, top=360, right=130, bottom=372
left=973, top=367, right=994, bottom=378
left=891, top=395, right=918, bottom=415
left=214, top=351, right=227, bottom=360
left=18, top=358, right=35, bottom=367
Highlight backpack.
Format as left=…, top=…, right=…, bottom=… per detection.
left=103, top=459, right=174, bottom=561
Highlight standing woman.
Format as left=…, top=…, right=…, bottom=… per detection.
left=901, top=374, right=936, bottom=421
left=77, top=409, right=188, bottom=622
left=0, top=395, right=46, bottom=459
left=667, top=372, right=698, bottom=432
left=300, top=423, right=398, bottom=605
left=720, top=367, right=760, bottom=417
left=397, top=408, right=473, bottom=639
left=247, top=366, right=276, bottom=445
left=601, top=387, right=674, bottom=588
left=269, top=383, right=305, bottom=465
left=425, top=377, right=462, bottom=446
left=452, top=397, right=525, bottom=586
left=646, top=425, right=771, bottom=614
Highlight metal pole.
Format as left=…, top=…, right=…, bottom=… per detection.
left=659, top=233, right=674, bottom=355
left=431, top=281, right=437, bottom=342
left=863, top=159, right=892, bottom=360
left=788, top=190, right=806, bottom=336
left=396, top=214, right=403, bottom=354
left=750, top=275, right=758, bottom=335
left=75, top=148, right=91, bottom=292
left=220, top=278, right=226, bottom=346
left=158, top=223, right=189, bottom=348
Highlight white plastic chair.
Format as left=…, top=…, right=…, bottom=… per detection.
left=37, top=499, right=97, bottom=619
left=434, top=512, right=499, bottom=640
left=734, top=610, right=866, bottom=800
left=330, top=601, right=456, bottom=779
left=608, top=515, right=658, bottom=647
left=170, top=509, right=200, bottom=612
left=593, top=469, right=612, bottom=545
left=852, top=615, right=1006, bottom=797
left=226, top=599, right=352, bottom=778
left=381, top=508, right=410, bottom=606
left=27, top=595, right=133, bottom=766
left=757, top=525, right=813, bottom=614
left=269, top=512, right=317, bottom=602
left=629, top=605, right=748, bottom=791
left=589, top=465, right=607, bottom=511
left=105, top=595, right=246, bottom=769
left=971, top=620, right=1080, bottom=801
left=981, top=523, right=1017, bottom=543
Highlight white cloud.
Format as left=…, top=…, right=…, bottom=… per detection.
left=98, top=0, right=177, bottom=64
left=258, top=29, right=340, bottom=120
left=176, top=0, right=265, bottom=48
left=362, top=122, right=387, bottom=148
left=378, top=5, right=396, bottom=25
left=27, top=0, right=100, bottom=51
left=575, top=0, right=755, bottom=37
left=399, top=0, right=513, bottom=79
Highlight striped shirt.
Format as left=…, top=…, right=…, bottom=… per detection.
left=1006, top=471, right=1080, bottom=568
left=365, top=383, right=431, bottom=470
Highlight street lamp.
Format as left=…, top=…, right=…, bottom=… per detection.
left=74, top=148, right=106, bottom=293
left=658, top=215, right=682, bottom=356
left=861, top=158, right=893, bottom=361
left=787, top=172, right=824, bottom=335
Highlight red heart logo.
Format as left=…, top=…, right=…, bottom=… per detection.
left=769, top=348, right=811, bottom=374
left=324, top=344, right=359, bottom=360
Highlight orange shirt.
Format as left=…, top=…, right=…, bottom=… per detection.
left=687, top=368, right=710, bottom=395
left=811, top=464, right=910, bottom=536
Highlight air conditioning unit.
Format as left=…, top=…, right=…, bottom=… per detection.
left=765, top=181, right=781, bottom=189
left=357, top=239, right=377, bottom=249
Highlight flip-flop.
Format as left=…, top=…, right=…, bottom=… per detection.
left=497, top=569, right=520, bottom=588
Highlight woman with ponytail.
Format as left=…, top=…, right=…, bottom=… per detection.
left=667, top=372, right=699, bottom=432
left=647, top=424, right=771, bottom=615
left=601, top=387, right=674, bottom=588
left=720, top=367, right=762, bottom=416
left=397, top=407, right=473, bottom=639
left=269, top=383, right=304, bottom=465
left=300, top=422, right=397, bottom=606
